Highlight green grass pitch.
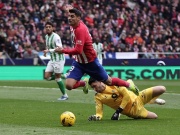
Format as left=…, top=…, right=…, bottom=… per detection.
left=0, top=80, right=179, bottom=135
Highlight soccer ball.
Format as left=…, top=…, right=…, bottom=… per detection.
left=60, top=111, right=76, bottom=126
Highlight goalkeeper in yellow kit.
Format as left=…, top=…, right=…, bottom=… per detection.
left=88, top=77, right=166, bottom=121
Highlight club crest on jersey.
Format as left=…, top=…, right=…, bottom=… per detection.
left=76, top=40, right=82, bottom=45
left=112, top=93, right=118, bottom=99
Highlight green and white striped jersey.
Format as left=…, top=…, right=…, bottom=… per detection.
left=92, top=42, right=104, bottom=60
left=45, top=32, right=65, bottom=61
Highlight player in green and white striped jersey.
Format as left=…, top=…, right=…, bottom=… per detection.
left=43, top=21, right=68, bottom=100
left=92, top=38, right=104, bottom=65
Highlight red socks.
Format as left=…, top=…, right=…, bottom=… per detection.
left=73, top=81, right=86, bottom=89
left=111, top=78, right=129, bottom=87
left=72, top=78, right=129, bottom=89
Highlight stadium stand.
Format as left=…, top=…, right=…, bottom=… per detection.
left=0, top=0, right=179, bottom=60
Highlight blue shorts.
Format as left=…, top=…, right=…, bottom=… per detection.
left=66, top=58, right=108, bottom=81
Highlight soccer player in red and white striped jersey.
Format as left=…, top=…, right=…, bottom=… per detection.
left=55, top=7, right=139, bottom=95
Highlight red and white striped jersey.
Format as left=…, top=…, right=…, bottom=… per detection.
left=62, top=21, right=97, bottom=63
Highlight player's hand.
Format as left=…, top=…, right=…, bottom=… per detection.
left=111, top=112, right=121, bottom=120
left=63, top=4, right=73, bottom=12
left=55, top=47, right=63, bottom=53
left=111, top=107, right=123, bottom=120
left=43, top=50, right=49, bottom=57
left=88, top=115, right=100, bottom=121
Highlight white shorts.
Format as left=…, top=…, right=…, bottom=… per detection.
left=45, top=60, right=65, bottom=73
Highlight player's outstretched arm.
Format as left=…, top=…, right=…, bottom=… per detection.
left=55, top=47, right=63, bottom=54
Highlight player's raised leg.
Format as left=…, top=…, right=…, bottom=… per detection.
left=149, top=86, right=166, bottom=104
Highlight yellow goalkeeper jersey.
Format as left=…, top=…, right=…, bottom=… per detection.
left=94, top=85, right=151, bottom=119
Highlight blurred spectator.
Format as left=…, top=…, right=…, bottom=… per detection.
left=125, top=33, right=134, bottom=47
left=23, top=45, right=38, bottom=59
left=16, top=45, right=24, bottom=59
left=24, top=45, right=39, bottom=65
left=140, top=46, right=155, bottom=59
left=111, top=33, right=120, bottom=46
left=0, top=27, right=6, bottom=51
left=92, top=38, right=104, bottom=65
left=133, top=33, right=144, bottom=46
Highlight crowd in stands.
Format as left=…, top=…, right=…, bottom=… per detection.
left=0, top=0, right=180, bottom=59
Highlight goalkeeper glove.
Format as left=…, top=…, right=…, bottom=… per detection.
left=88, top=115, right=100, bottom=121
left=111, top=107, right=123, bottom=120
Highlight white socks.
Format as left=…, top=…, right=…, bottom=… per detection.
left=154, top=98, right=166, bottom=105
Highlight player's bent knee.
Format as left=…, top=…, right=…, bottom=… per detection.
left=158, top=85, right=166, bottom=94
left=66, top=85, right=73, bottom=90
left=153, top=86, right=166, bottom=95
left=160, top=86, right=166, bottom=93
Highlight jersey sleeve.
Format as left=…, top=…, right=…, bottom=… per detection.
left=54, top=35, right=62, bottom=48
left=101, top=43, right=104, bottom=51
left=95, top=96, right=103, bottom=120
left=62, top=44, right=84, bottom=54
left=62, top=27, right=85, bottom=54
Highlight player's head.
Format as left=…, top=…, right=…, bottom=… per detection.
left=69, top=8, right=82, bottom=17
left=45, top=21, right=54, bottom=35
left=94, top=38, right=100, bottom=43
left=88, top=77, right=97, bottom=86
left=88, top=77, right=105, bottom=93
left=68, top=8, right=82, bottom=26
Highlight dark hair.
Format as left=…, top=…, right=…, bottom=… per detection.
left=45, top=21, right=53, bottom=27
left=69, top=8, right=82, bottom=17
left=88, top=77, right=97, bottom=85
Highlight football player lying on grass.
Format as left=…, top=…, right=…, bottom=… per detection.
left=88, top=77, right=166, bottom=121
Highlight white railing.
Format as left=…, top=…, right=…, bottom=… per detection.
left=0, top=51, right=15, bottom=65
left=0, top=52, right=180, bottom=65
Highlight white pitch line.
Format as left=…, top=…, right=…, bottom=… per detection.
left=0, top=85, right=57, bottom=90
left=0, top=86, right=92, bottom=92
left=0, top=86, right=180, bottom=95
left=164, top=93, right=180, bottom=95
